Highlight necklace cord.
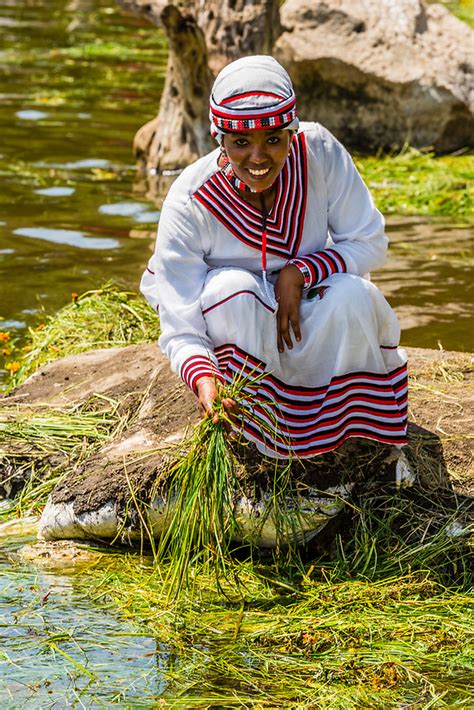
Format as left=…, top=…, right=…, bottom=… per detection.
left=259, top=193, right=277, bottom=310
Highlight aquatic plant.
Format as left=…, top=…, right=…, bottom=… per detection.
left=357, top=147, right=474, bottom=217
left=91, top=489, right=473, bottom=707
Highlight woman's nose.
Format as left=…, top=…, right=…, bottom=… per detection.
left=249, top=142, right=267, bottom=163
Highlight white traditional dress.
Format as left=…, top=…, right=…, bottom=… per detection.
left=141, top=122, right=408, bottom=458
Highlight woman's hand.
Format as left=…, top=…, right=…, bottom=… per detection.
left=274, top=264, right=305, bottom=352
left=196, top=376, right=238, bottom=427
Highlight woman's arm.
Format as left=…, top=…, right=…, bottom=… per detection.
left=288, top=125, right=387, bottom=290
left=141, top=195, right=223, bottom=394
left=274, top=125, right=387, bottom=349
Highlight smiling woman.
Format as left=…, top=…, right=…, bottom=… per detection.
left=141, top=55, right=408, bottom=460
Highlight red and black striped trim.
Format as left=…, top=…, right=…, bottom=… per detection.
left=210, top=93, right=297, bottom=132
left=181, top=355, right=224, bottom=394
left=193, top=133, right=308, bottom=259
left=290, top=248, right=347, bottom=288
left=214, top=343, right=408, bottom=457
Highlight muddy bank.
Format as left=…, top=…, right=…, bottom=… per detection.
left=1, top=344, right=472, bottom=544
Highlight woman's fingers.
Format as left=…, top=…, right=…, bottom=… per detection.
left=277, top=301, right=302, bottom=351
left=277, top=309, right=291, bottom=351
left=274, top=264, right=304, bottom=352
left=196, top=378, right=239, bottom=430
left=290, top=305, right=302, bottom=342
left=197, top=377, right=218, bottom=419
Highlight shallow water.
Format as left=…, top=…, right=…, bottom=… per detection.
left=0, top=0, right=473, bottom=361
left=0, top=533, right=168, bottom=708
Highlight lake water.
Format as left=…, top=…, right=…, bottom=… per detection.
left=0, top=529, right=168, bottom=707
left=0, top=0, right=473, bottom=358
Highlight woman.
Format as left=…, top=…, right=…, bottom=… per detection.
left=141, top=55, right=408, bottom=459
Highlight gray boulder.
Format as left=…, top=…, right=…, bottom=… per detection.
left=275, top=0, right=473, bottom=151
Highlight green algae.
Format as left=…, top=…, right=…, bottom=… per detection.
left=89, top=497, right=473, bottom=708
left=357, top=149, right=474, bottom=218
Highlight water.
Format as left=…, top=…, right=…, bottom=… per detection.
left=0, top=0, right=167, bottom=338
left=380, top=217, right=473, bottom=351
left=0, top=0, right=473, bottom=359
left=0, top=533, right=166, bottom=707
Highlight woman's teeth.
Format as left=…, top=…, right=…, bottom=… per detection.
left=248, top=168, right=270, bottom=176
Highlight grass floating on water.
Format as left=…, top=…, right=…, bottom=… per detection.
left=356, top=147, right=474, bottom=218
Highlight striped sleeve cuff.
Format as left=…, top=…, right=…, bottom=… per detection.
left=180, top=355, right=225, bottom=394
left=289, top=248, right=347, bottom=288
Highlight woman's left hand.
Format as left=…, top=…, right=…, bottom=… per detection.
left=274, top=264, right=305, bottom=352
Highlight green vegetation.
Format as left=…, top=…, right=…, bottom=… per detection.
left=156, top=406, right=244, bottom=596
left=0, top=286, right=160, bottom=390
left=1, top=290, right=472, bottom=706
left=357, top=148, right=474, bottom=217
left=432, top=0, right=474, bottom=27
left=0, top=395, right=128, bottom=521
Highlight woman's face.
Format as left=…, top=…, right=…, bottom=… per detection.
left=223, top=128, right=291, bottom=192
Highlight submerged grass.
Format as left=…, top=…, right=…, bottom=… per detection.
left=90, top=488, right=473, bottom=707
left=356, top=148, right=474, bottom=217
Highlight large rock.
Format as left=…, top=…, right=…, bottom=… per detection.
left=276, top=0, right=473, bottom=151
left=1, top=345, right=472, bottom=546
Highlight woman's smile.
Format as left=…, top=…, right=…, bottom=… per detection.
left=247, top=166, right=271, bottom=178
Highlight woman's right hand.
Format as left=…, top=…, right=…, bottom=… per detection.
left=196, top=376, right=238, bottom=427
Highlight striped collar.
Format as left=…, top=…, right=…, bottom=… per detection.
left=193, top=133, right=308, bottom=259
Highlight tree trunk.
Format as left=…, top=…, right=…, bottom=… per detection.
left=117, top=0, right=282, bottom=179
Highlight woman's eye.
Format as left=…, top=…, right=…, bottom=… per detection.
left=267, top=136, right=280, bottom=144
left=235, top=138, right=248, bottom=146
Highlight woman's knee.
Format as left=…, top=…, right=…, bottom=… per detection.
left=323, top=273, right=372, bottom=309
left=202, top=267, right=262, bottom=307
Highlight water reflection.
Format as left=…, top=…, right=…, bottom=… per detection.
left=377, top=218, right=474, bottom=350
left=15, top=109, right=48, bottom=120
left=14, top=227, right=120, bottom=250
left=35, top=186, right=76, bottom=196
left=0, top=539, right=165, bottom=706
left=99, top=200, right=148, bottom=216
